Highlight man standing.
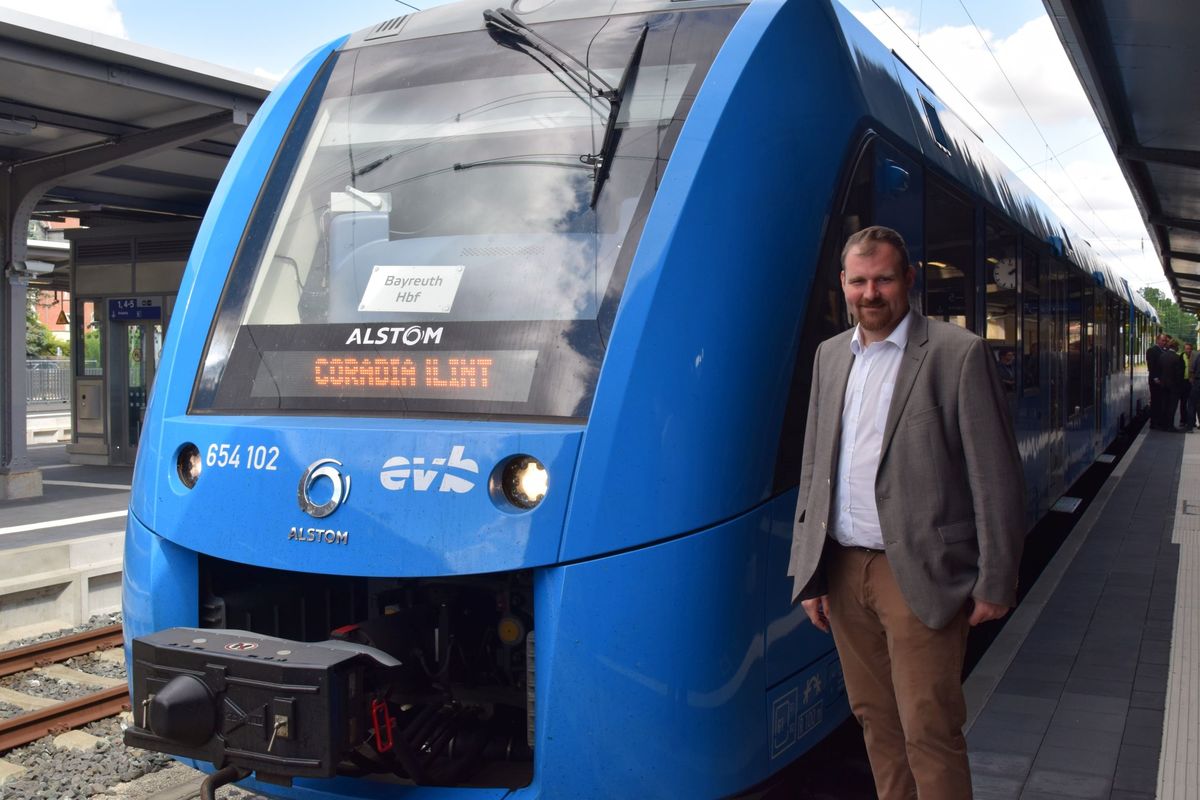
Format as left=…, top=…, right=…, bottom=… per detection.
left=1161, top=340, right=1184, bottom=432
left=1180, top=342, right=1194, bottom=429
left=788, top=226, right=1025, bottom=800
left=1148, top=334, right=1168, bottom=430
left=1190, top=344, right=1200, bottom=431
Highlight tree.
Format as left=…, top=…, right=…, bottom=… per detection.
left=83, top=328, right=100, bottom=368
left=1140, top=287, right=1198, bottom=345
left=25, top=288, right=59, bottom=358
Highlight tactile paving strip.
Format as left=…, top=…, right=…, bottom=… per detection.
left=1158, top=433, right=1200, bottom=798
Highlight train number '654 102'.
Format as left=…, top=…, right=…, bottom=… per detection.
left=205, top=443, right=280, bottom=471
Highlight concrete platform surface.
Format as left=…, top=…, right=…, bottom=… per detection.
left=0, top=444, right=130, bottom=641
left=964, top=427, right=1190, bottom=800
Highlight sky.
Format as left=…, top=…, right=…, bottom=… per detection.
left=839, top=0, right=1162, bottom=291
left=0, top=0, right=1165, bottom=290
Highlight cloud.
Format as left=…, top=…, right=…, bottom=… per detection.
left=253, top=67, right=284, bottom=83
left=852, top=7, right=1091, bottom=132
left=0, top=0, right=127, bottom=37
left=851, top=5, right=1162, bottom=288
left=1026, top=155, right=1160, bottom=285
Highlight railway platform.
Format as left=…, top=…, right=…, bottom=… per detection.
left=0, top=432, right=1197, bottom=799
left=963, top=426, right=1191, bottom=800
left=0, top=443, right=130, bottom=644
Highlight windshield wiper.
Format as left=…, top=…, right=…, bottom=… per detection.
left=483, top=9, right=648, bottom=206
left=583, top=24, right=647, bottom=206
left=484, top=9, right=617, bottom=104
left=453, top=155, right=593, bottom=172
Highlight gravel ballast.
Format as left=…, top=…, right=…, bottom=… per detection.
left=0, top=673, right=95, bottom=703
left=0, top=613, right=123, bottom=653
left=0, top=700, right=26, bottom=720
left=1, top=718, right=173, bottom=800
left=0, top=612, right=276, bottom=797
left=63, top=654, right=127, bottom=681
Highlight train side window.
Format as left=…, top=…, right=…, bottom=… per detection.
left=1115, top=298, right=1126, bottom=373
left=772, top=140, right=869, bottom=490
left=984, top=216, right=1018, bottom=403
left=924, top=180, right=974, bottom=330
left=1021, top=247, right=1039, bottom=392
left=1103, top=292, right=1113, bottom=375
left=1083, top=282, right=1096, bottom=413
left=1089, top=283, right=1099, bottom=412
left=1044, top=260, right=1062, bottom=428
left=1067, top=271, right=1083, bottom=416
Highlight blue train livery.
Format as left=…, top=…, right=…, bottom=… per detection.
left=122, top=1, right=1157, bottom=798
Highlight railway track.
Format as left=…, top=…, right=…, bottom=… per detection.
left=0, top=624, right=129, bottom=753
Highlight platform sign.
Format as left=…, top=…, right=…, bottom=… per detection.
left=109, top=297, right=161, bottom=321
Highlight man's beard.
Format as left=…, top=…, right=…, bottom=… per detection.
left=857, top=303, right=891, bottom=330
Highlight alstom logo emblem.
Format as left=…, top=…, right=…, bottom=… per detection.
left=380, top=446, right=479, bottom=493
left=298, top=458, right=351, bottom=518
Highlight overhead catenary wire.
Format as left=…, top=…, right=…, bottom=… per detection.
left=866, top=0, right=1145, bottom=281
left=953, top=1, right=1132, bottom=261
left=1014, top=131, right=1104, bottom=173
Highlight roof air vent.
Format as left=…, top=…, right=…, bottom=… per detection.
left=374, top=17, right=405, bottom=34
left=365, top=16, right=410, bottom=41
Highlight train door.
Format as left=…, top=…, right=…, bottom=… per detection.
left=106, top=299, right=165, bottom=466
left=1019, top=246, right=1045, bottom=516
left=1044, top=261, right=1067, bottom=496
left=765, top=137, right=884, bottom=690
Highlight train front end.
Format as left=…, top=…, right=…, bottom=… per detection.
left=123, top=1, right=858, bottom=797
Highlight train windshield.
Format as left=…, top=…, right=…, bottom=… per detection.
left=193, top=8, right=741, bottom=419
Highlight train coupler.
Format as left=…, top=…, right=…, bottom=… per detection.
left=123, top=627, right=401, bottom=784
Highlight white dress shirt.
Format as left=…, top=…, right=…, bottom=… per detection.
left=832, top=311, right=913, bottom=549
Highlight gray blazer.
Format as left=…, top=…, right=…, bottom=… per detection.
left=787, top=312, right=1025, bottom=629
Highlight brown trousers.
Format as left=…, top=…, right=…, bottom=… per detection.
left=827, top=547, right=972, bottom=800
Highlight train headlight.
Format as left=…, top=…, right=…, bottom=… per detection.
left=177, top=443, right=202, bottom=489
left=500, top=456, right=548, bottom=510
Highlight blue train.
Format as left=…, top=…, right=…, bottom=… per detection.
left=122, top=1, right=1158, bottom=797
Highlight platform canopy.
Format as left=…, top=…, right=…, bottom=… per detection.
left=1044, top=0, right=1200, bottom=312
left=0, top=7, right=272, bottom=290
left=0, top=7, right=272, bottom=497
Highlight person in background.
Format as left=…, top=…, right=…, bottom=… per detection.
left=1183, top=342, right=1196, bottom=430
left=1147, top=334, right=1169, bottom=430
left=996, top=349, right=1017, bottom=395
left=1189, top=343, right=1200, bottom=431
left=1162, top=340, right=1184, bottom=432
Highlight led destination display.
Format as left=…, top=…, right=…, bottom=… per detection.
left=251, top=350, right=539, bottom=402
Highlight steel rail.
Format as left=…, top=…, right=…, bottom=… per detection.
left=0, top=624, right=124, bottom=678
left=0, top=685, right=129, bottom=752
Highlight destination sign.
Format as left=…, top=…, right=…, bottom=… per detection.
left=250, top=350, right=539, bottom=402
